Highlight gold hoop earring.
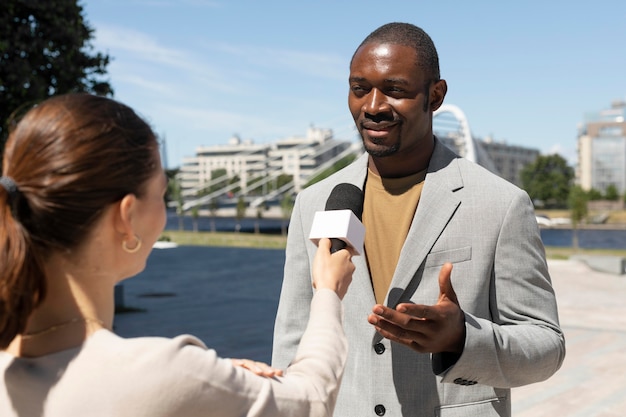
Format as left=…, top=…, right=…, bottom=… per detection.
left=122, top=235, right=142, bottom=254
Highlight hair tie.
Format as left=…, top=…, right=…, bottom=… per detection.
left=0, top=176, right=19, bottom=208
left=0, top=176, right=18, bottom=199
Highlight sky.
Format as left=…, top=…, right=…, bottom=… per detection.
left=82, top=0, right=626, bottom=169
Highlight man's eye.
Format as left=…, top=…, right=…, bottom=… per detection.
left=350, top=85, right=369, bottom=96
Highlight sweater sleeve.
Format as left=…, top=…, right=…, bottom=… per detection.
left=147, top=288, right=347, bottom=417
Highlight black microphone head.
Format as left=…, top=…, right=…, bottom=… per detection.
left=325, top=183, right=364, bottom=220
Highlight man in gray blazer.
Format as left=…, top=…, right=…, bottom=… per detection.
left=272, top=22, right=565, bottom=417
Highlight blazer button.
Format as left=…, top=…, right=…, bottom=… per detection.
left=374, top=343, right=385, bottom=354
left=374, top=404, right=386, bottom=416
left=454, top=378, right=477, bottom=386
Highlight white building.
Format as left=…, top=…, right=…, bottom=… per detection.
left=178, top=135, right=268, bottom=194
left=577, top=100, right=626, bottom=194
left=177, top=105, right=540, bottom=212
left=177, top=126, right=353, bottom=202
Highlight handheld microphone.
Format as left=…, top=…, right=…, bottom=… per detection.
left=308, top=183, right=365, bottom=255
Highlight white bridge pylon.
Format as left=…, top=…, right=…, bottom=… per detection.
left=433, top=104, right=476, bottom=164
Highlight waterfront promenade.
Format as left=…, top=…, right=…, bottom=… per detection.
left=114, top=246, right=626, bottom=416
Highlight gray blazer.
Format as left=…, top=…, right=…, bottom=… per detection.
left=272, top=138, right=565, bottom=417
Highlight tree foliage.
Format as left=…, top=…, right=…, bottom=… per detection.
left=568, top=185, right=589, bottom=227
left=168, top=175, right=185, bottom=230
left=587, top=188, right=603, bottom=201
left=280, top=193, right=294, bottom=236
left=604, top=184, right=619, bottom=201
left=305, top=153, right=357, bottom=188
left=568, top=185, right=589, bottom=251
left=0, top=0, right=112, bottom=151
left=235, top=196, right=247, bottom=233
left=520, top=154, right=574, bottom=208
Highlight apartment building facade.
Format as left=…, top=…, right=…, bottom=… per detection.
left=177, top=104, right=540, bottom=207
left=177, top=126, right=352, bottom=197
left=577, top=100, right=626, bottom=194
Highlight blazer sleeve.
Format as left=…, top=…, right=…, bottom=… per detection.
left=435, top=190, right=566, bottom=388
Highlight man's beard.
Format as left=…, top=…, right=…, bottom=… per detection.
left=362, top=135, right=400, bottom=158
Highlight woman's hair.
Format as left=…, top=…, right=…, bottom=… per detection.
left=0, top=93, right=160, bottom=348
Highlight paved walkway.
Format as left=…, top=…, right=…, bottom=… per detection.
left=512, top=259, right=626, bottom=417
left=114, top=247, right=626, bottom=416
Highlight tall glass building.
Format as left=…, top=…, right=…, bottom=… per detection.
left=577, top=100, right=626, bottom=194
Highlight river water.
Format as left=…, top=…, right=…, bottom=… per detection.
left=165, top=213, right=626, bottom=250
left=539, top=228, right=626, bottom=249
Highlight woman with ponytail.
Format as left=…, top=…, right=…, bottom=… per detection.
left=0, top=93, right=354, bottom=417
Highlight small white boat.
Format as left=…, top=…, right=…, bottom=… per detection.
left=152, top=241, right=179, bottom=249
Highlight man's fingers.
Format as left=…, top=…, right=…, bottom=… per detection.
left=368, top=310, right=431, bottom=353
left=370, top=304, right=430, bottom=328
left=438, top=262, right=459, bottom=305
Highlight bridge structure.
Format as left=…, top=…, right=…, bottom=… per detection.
left=173, top=140, right=364, bottom=216
left=173, top=104, right=497, bottom=215
left=433, top=104, right=499, bottom=174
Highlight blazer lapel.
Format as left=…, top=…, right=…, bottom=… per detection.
left=386, top=140, right=464, bottom=307
left=333, top=152, right=378, bottom=308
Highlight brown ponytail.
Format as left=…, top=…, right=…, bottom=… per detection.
left=0, top=93, right=159, bottom=348
left=0, top=186, right=46, bottom=348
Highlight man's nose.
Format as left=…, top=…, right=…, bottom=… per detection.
left=362, top=89, right=390, bottom=115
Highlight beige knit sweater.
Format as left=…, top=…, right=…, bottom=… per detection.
left=0, top=289, right=346, bottom=417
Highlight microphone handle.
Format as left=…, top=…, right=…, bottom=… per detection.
left=329, top=238, right=347, bottom=253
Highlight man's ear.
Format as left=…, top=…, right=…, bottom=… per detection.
left=430, top=79, right=448, bottom=112
left=114, top=194, right=138, bottom=237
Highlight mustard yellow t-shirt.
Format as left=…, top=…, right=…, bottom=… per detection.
left=363, top=168, right=426, bottom=304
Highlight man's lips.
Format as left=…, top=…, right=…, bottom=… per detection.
left=361, top=121, right=398, bottom=138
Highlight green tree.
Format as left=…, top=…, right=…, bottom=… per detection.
left=197, top=168, right=228, bottom=196
left=520, top=154, right=574, bottom=208
left=280, top=193, right=295, bottom=236
left=208, top=197, right=219, bottom=232
left=254, top=205, right=264, bottom=234
left=246, top=175, right=265, bottom=196
left=191, top=205, right=199, bottom=232
left=235, top=195, right=246, bottom=233
left=169, top=176, right=185, bottom=230
left=276, top=173, right=293, bottom=189
left=305, top=154, right=358, bottom=188
left=0, top=0, right=112, bottom=162
left=164, top=167, right=180, bottom=203
left=568, top=185, right=589, bottom=251
left=587, top=188, right=603, bottom=201
left=604, top=184, right=619, bottom=201
left=229, top=175, right=241, bottom=195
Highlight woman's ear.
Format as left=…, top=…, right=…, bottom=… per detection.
left=113, top=194, right=138, bottom=237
